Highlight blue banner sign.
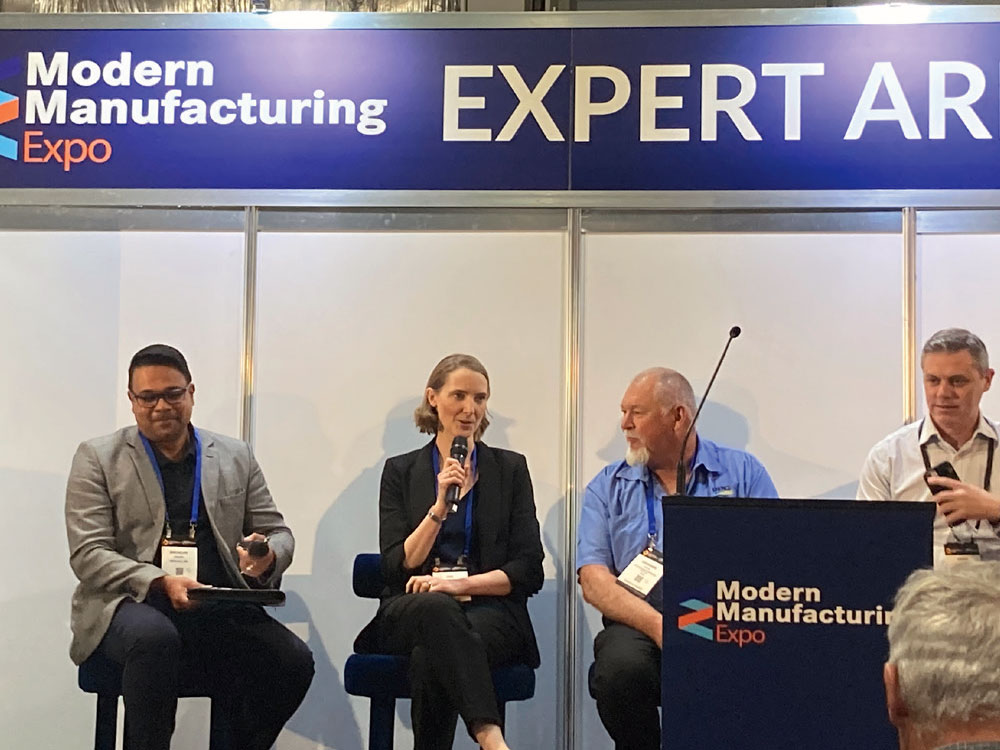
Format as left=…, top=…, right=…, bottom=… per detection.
left=661, top=498, right=933, bottom=749
left=1, top=23, right=1000, bottom=189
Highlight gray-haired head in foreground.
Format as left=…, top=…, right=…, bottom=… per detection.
left=922, top=328, right=990, bottom=374
left=632, top=367, right=697, bottom=416
left=888, top=562, right=1000, bottom=730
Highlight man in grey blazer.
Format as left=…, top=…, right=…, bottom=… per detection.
left=65, top=344, right=313, bottom=750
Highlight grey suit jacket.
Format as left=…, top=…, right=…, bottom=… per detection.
left=65, top=424, right=293, bottom=664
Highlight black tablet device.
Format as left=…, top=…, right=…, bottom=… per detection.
left=187, top=587, right=286, bottom=606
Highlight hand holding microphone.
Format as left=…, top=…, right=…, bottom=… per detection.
left=438, top=436, right=469, bottom=515
left=237, top=532, right=275, bottom=579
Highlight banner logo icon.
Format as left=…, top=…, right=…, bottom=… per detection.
left=677, top=598, right=715, bottom=641
left=0, top=90, right=17, bottom=124
left=0, top=57, right=21, bottom=161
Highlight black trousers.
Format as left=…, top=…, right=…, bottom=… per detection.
left=94, top=594, right=314, bottom=750
left=590, top=621, right=661, bottom=750
left=376, top=592, right=529, bottom=750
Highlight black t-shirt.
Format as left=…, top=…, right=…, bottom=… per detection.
left=150, top=437, right=231, bottom=587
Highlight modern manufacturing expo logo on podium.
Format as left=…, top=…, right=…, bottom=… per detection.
left=677, top=577, right=893, bottom=648
left=661, top=497, right=933, bottom=750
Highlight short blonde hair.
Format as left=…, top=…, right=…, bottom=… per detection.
left=413, top=353, right=491, bottom=440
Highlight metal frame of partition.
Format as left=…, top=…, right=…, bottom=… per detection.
left=5, top=7, right=1000, bottom=749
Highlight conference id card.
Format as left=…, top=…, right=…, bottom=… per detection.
left=616, top=547, right=663, bottom=599
left=432, top=564, right=471, bottom=602
left=162, top=541, right=198, bottom=580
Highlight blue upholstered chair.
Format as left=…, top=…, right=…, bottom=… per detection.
left=344, top=553, right=536, bottom=750
left=78, top=650, right=231, bottom=750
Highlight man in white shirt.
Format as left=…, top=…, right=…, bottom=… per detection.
left=858, top=328, right=1000, bottom=567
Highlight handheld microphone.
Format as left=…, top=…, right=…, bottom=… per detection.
left=238, top=537, right=269, bottom=557
left=446, top=435, right=469, bottom=514
left=246, top=540, right=269, bottom=558
left=675, top=326, right=742, bottom=495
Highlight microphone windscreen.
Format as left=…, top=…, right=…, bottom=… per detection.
left=729, top=326, right=742, bottom=338
left=450, top=435, right=469, bottom=461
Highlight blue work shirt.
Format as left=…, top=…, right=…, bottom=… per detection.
left=577, top=437, right=778, bottom=578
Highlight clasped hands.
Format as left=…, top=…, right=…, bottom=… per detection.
left=405, top=574, right=469, bottom=598
left=927, top=476, right=1000, bottom=525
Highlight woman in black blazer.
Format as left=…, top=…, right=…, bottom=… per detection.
left=366, top=353, right=544, bottom=750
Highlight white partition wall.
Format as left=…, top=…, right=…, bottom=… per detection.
left=251, top=216, right=568, bottom=749
left=575, top=225, right=904, bottom=750
left=8, top=205, right=1000, bottom=750
left=0, top=220, right=245, bottom=750
left=918, top=229, right=1000, bottom=421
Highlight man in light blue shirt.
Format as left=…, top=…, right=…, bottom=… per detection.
left=577, top=367, right=777, bottom=750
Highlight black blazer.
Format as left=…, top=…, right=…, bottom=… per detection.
left=368, top=439, right=545, bottom=667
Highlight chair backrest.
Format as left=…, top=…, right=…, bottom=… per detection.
left=353, top=553, right=384, bottom=599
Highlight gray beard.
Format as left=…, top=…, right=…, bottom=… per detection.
left=625, top=445, right=650, bottom=467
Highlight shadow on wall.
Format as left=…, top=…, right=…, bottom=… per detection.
left=261, top=394, right=425, bottom=749
left=581, top=430, right=624, bottom=750
left=0, top=467, right=97, bottom=749
left=513, top=484, right=564, bottom=750
left=698, top=394, right=860, bottom=499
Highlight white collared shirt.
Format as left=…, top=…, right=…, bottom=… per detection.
left=858, top=414, right=1000, bottom=567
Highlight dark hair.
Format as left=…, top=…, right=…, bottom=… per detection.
left=128, top=344, right=191, bottom=389
left=414, top=353, right=491, bottom=440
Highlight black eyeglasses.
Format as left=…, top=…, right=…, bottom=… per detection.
left=130, top=386, right=190, bottom=408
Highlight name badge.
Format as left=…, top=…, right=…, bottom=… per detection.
left=432, top=564, right=471, bottom=602
left=162, top=539, right=198, bottom=580
left=942, top=540, right=980, bottom=566
left=616, top=547, right=664, bottom=599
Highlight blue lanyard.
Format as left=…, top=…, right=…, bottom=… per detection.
left=645, top=451, right=698, bottom=550
left=139, top=427, right=202, bottom=539
left=432, top=444, right=477, bottom=559
left=644, top=478, right=659, bottom=550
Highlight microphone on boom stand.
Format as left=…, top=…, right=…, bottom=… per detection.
left=674, top=326, right=742, bottom=495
